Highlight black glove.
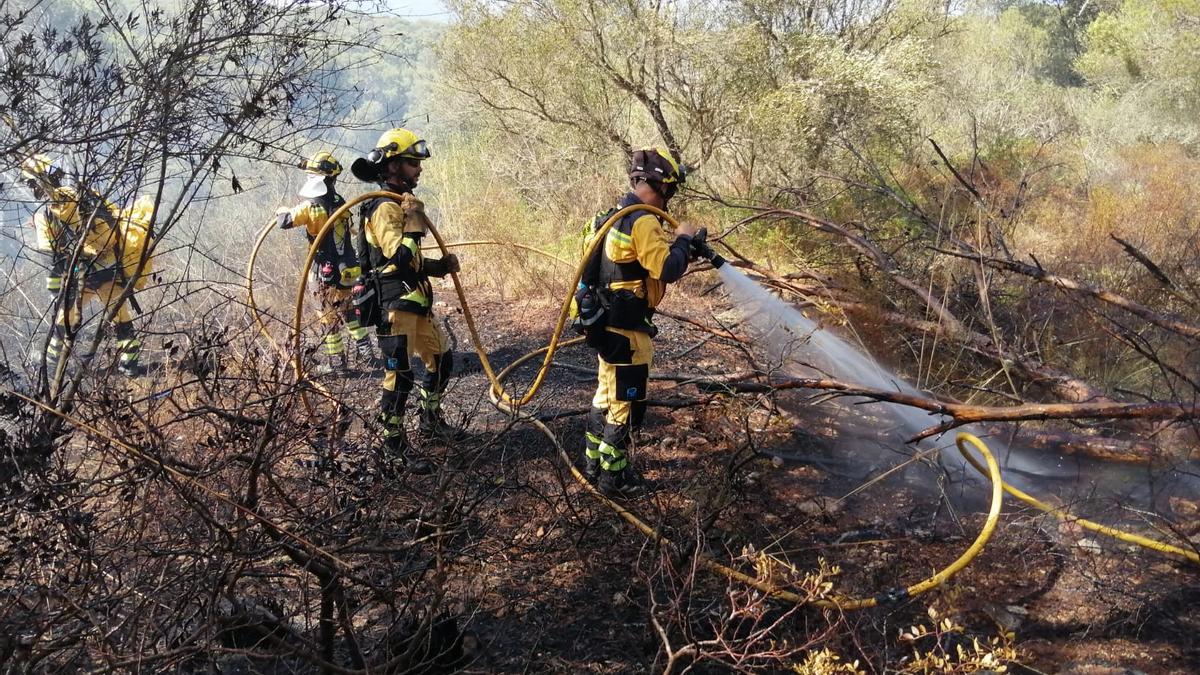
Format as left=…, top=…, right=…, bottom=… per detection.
left=423, top=254, right=459, bottom=278
left=276, top=208, right=294, bottom=230
left=689, top=228, right=726, bottom=269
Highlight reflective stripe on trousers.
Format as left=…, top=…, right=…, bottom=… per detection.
left=323, top=333, right=345, bottom=355
left=116, top=337, right=141, bottom=363
left=346, top=318, right=369, bottom=342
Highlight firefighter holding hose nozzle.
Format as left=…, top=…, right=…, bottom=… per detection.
left=573, top=146, right=724, bottom=499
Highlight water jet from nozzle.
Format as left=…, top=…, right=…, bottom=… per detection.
left=710, top=263, right=1185, bottom=502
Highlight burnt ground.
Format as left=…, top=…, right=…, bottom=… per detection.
left=29, top=283, right=1196, bottom=673
left=291, top=287, right=1199, bottom=674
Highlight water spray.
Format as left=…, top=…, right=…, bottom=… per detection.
left=712, top=262, right=1177, bottom=495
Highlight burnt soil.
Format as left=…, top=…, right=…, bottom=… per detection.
left=291, top=281, right=1199, bottom=674
left=107, top=275, right=1196, bottom=674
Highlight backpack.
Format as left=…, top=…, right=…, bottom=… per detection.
left=570, top=207, right=618, bottom=337
left=350, top=198, right=383, bottom=327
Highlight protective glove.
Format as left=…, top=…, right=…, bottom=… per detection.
left=401, top=195, right=432, bottom=234
left=318, top=261, right=337, bottom=284
left=276, top=207, right=294, bottom=230
left=423, top=254, right=459, bottom=278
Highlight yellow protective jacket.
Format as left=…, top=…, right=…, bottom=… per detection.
left=33, top=187, right=154, bottom=289
left=359, top=190, right=454, bottom=315
left=577, top=192, right=692, bottom=331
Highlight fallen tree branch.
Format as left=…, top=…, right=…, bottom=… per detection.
left=657, top=309, right=745, bottom=343
left=683, top=374, right=1196, bottom=452
left=986, top=426, right=1159, bottom=463
left=935, top=246, right=1200, bottom=343
left=1111, top=234, right=1173, bottom=288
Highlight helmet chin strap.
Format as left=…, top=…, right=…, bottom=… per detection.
left=381, top=170, right=416, bottom=193
left=640, top=178, right=674, bottom=204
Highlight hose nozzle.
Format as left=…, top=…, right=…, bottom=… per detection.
left=690, top=227, right=726, bottom=269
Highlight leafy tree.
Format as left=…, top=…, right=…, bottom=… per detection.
left=437, top=0, right=946, bottom=203
left=1075, top=0, right=1200, bottom=147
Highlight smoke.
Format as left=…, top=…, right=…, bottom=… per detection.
left=1, top=170, right=37, bottom=253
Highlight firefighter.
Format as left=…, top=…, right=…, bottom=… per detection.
left=577, top=147, right=697, bottom=498
left=22, top=155, right=152, bottom=377
left=350, top=129, right=462, bottom=474
left=277, top=151, right=377, bottom=374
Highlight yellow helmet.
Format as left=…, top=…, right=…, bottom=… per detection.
left=352, top=128, right=431, bottom=182
left=20, top=154, right=65, bottom=188
left=629, top=147, right=685, bottom=185
left=300, top=150, right=342, bottom=176
left=368, top=128, right=431, bottom=163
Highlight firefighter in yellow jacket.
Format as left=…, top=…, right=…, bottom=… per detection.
left=276, top=151, right=377, bottom=373
left=576, top=148, right=697, bottom=498
left=350, top=129, right=461, bottom=474
left=22, top=155, right=153, bottom=377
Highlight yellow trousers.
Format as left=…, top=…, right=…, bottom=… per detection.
left=586, top=326, right=654, bottom=473
left=378, top=310, right=453, bottom=430
left=58, top=279, right=132, bottom=327
left=381, top=311, right=449, bottom=390
left=591, top=327, right=653, bottom=426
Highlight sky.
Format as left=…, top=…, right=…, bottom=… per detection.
left=387, top=0, right=451, bottom=21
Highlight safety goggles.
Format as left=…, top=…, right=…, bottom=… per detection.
left=309, top=158, right=340, bottom=175
left=367, top=139, right=431, bottom=164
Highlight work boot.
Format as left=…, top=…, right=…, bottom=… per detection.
left=383, top=431, right=434, bottom=475
left=582, top=455, right=600, bottom=483
left=117, top=360, right=147, bottom=378
left=418, top=407, right=465, bottom=443
left=597, top=467, right=648, bottom=500
left=314, top=352, right=348, bottom=377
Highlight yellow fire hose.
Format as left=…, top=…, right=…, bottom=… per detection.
left=247, top=217, right=351, bottom=418
left=247, top=217, right=288, bottom=357
left=956, top=440, right=1200, bottom=565
left=273, top=190, right=1195, bottom=610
